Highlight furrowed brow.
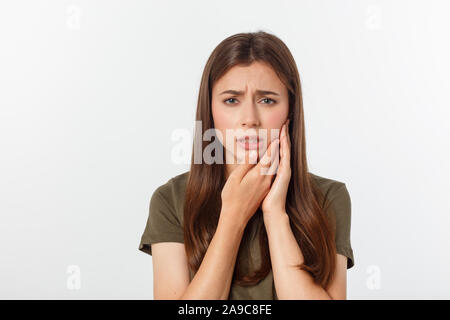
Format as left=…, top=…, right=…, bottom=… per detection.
left=219, top=89, right=280, bottom=96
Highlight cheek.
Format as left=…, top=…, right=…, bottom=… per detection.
left=264, top=109, right=289, bottom=141
left=212, top=104, right=232, bottom=146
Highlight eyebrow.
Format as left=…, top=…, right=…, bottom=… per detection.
left=219, top=89, right=280, bottom=96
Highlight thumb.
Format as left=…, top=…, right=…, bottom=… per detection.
left=256, top=138, right=280, bottom=176
left=230, top=149, right=258, bottom=182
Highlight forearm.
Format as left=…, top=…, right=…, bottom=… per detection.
left=180, top=214, right=245, bottom=300
left=264, top=213, right=331, bottom=300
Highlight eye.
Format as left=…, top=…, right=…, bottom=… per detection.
left=261, top=98, right=276, bottom=104
left=223, top=98, right=238, bottom=105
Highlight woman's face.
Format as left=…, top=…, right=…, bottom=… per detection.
left=211, top=61, right=289, bottom=166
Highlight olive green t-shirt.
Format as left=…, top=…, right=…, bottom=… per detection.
left=138, top=171, right=354, bottom=300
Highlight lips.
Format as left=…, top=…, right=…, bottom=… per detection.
left=236, top=136, right=262, bottom=150
left=237, top=136, right=260, bottom=143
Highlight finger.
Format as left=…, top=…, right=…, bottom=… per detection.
left=279, top=124, right=286, bottom=158
left=257, top=138, right=279, bottom=176
left=266, top=143, right=280, bottom=176
left=282, top=122, right=291, bottom=169
left=280, top=136, right=283, bottom=159
left=258, top=138, right=278, bottom=168
left=280, top=122, right=287, bottom=142
left=231, top=148, right=258, bottom=181
left=286, top=119, right=291, bottom=149
left=281, top=130, right=290, bottom=169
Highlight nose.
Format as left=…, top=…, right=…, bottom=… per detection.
left=240, top=103, right=260, bottom=128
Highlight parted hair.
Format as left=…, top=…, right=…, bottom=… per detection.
left=183, top=31, right=337, bottom=288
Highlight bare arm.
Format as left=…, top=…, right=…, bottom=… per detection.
left=178, top=143, right=279, bottom=299
left=179, top=215, right=245, bottom=300
left=152, top=214, right=245, bottom=300
left=264, top=213, right=347, bottom=299
left=152, top=142, right=279, bottom=299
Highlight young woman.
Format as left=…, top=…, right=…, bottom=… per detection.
left=139, top=31, right=354, bottom=300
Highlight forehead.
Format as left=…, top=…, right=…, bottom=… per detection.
left=212, top=61, right=287, bottom=94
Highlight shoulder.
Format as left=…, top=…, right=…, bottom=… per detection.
left=309, top=172, right=354, bottom=268
left=155, top=171, right=190, bottom=198
left=309, top=172, right=348, bottom=209
left=139, top=172, right=190, bottom=255
left=151, top=171, right=190, bottom=221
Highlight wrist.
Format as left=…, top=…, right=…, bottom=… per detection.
left=263, top=211, right=289, bottom=229
left=218, top=211, right=248, bottom=234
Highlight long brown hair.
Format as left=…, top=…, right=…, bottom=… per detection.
left=183, top=31, right=337, bottom=288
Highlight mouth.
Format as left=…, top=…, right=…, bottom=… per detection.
left=236, top=136, right=262, bottom=150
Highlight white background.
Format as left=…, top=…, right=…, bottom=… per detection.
left=1, top=0, right=449, bottom=299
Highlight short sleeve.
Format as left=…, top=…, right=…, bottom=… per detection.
left=138, top=185, right=184, bottom=256
left=324, top=183, right=355, bottom=269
